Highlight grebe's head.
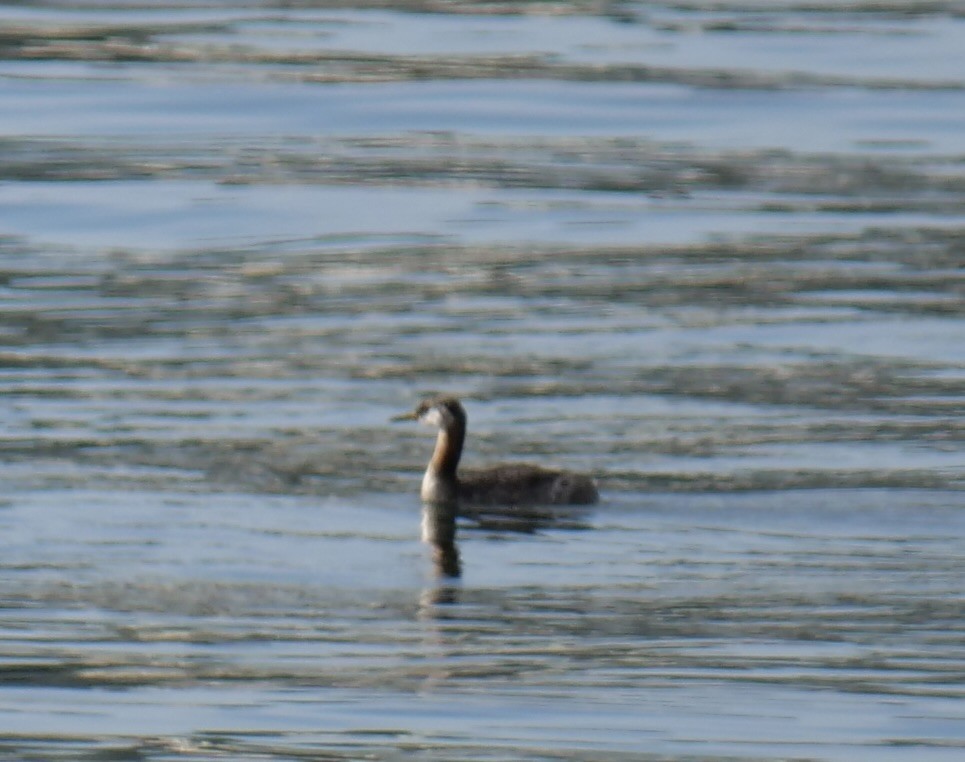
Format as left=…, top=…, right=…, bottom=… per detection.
left=392, top=396, right=466, bottom=431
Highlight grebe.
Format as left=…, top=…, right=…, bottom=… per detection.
left=393, top=396, right=599, bottom=507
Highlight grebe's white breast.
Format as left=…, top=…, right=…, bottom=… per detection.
left=421, top=468, right=444, bottom=503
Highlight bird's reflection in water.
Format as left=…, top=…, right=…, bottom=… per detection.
left=418, top=500, right=595, bottom=611
left=421, top=500, right=461, bottom=577
left=419, top=501, right=461, bottom=610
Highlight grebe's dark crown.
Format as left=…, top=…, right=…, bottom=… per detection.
left=392, top=395, right=466, bottom=428
left=419, top=396, right=465, bottom=423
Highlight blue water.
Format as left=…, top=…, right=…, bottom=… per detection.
left=1, top=2, right=964, bottom=760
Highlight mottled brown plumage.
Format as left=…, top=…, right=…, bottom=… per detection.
left=394, top=396, right=599, bottom=507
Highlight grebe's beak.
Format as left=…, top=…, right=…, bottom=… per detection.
left=391, top=409, right=418, bottom=422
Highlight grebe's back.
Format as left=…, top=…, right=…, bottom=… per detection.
left=460, top=463, right=598, bottom=506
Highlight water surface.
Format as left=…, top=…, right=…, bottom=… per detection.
left=1, top=1, right=963, bottom=760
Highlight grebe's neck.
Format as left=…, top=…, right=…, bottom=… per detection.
left=431, top=420, right=464, bottom=477
left=421, top=418, right=465, bottom=503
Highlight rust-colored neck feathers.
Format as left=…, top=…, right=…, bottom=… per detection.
left=429, top=415, right=465, bottom=479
